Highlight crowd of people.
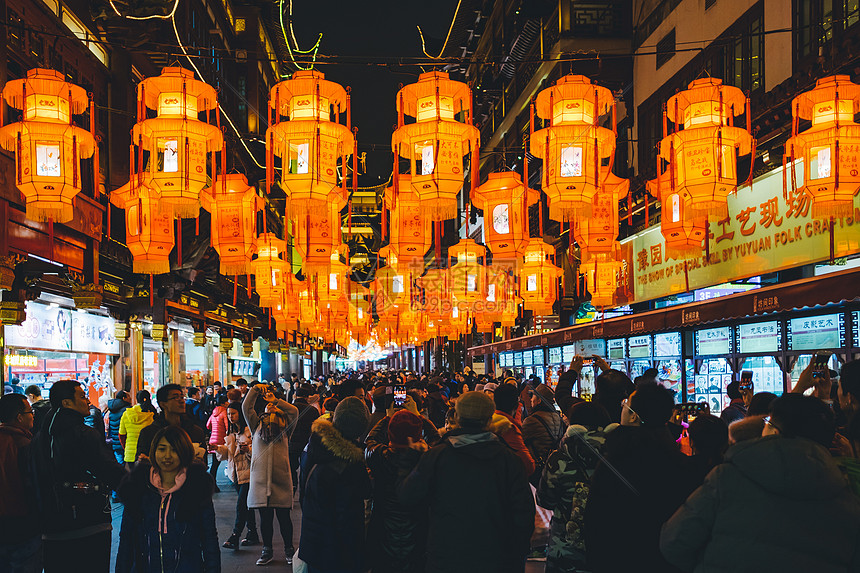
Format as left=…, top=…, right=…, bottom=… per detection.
left=1, top=355, right=859, bottom=572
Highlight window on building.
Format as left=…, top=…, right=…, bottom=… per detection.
left=795, top=0, right=859, bottom=63
left=7, top=9, right=23, bottom=51
left=656, top=29, right=676, bottom=69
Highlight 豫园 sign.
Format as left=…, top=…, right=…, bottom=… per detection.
left=622, top=162, right=860, bottom=303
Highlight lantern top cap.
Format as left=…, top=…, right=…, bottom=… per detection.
left=2, top=68, right=90, bottom=113
left=271, top=70, right=348, bottom=112
left=140, top=67, right=218, bottom=111
left=256, top=233, right=287, bottom=255
left=523, top=237, right=555, bottom=256
left=396, top=72, right=472, bottom=117
left=603, top=171, right=630, bottom=200
left=535, top=74, right=614, bottom=119
left=792, top=75, right=860, bottom=118
left=472, top=171, right=540, bottom=208
left=449, top=238, right=487, bottom=259
left=666, top=78, right=746, bottom=122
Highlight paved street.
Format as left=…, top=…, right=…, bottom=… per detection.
left=110, top=470, right=546, bottom=572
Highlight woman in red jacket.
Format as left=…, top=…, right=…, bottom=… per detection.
left=206, top=394, right=228, bottom=487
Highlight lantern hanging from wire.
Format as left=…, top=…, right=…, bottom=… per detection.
left=417, top=267, right=451, bottom=322
left=0, top=68, right=97, bottom=223
left=251, top=234, right=288, bottom=308
left=374, top=247, right=415, bottom=317
left=111, top=177, right=174, bottom=274
left=315, top=250, right=350, bottom=311
left=267, top=70, right=353, bottom=219
left=472, top=171, right=539, bottom=263
left=573, top=171, right=628, bottom=262
left=530, top=75, right=617, bottom=221
left=518, top=238, right=562, bottom=317
left=131, top=67, right=223, bottom=218
left=484, top=263, right=519, bottom=328
left=660, top=78, right=754, bottom=220
left=448, top=238, right=486, bottom=306
left=201, top=173, right=261, bottom=275
left=648, top=167, right=707, bottom=260
left=386, top=174, right=432, bottom=263
left=785, top=75, right=860, bottom=218
left=392, top=71, right=480, bottom=221
left=581, top=258, right=621, bottom=308
left=293, top=199, right=343, bottom=278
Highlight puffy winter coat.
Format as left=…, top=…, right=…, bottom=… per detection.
left=119, top=405, right=155, bottom=463
left=522, top=409, right=567, bottom=467
left=107, top=398, right=130, bottom=454
left=215, top=428, right=253, bottom=485
left=366, top=425, right=426, bottom=573
left=0, top=424, right=38, bottom=543
left=206, top=406, right=227, bottom=446
left=299, top=418, right=372, bottom=572
left=660, top=435, right=860, bottom=573
left=242, top=385, right=298, bottom=508
left=116, top=461, right=220, bottom=573
left=398, top=429, right=535, bottom=573
left=489, top=411, right=536, bottom=476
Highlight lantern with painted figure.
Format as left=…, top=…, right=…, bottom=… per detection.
left=449, top=238, right=486, bottom=306
left=472, top=171, right=539, bottom=264
left=392, top=71, right=479, bottom=221
left=111, top=176, right=174, bottom=274
left=786, top=75, right=860, bottom=218
left=373, top=248, right=415, bottom=318
left=251, top=234, right=288, bottom=308
left=201, top=174, right=261, bottom=275
left=131, top=67, right=223, bottom=218
left=267, top=70, right=353, bottom=218
left=0, top=68, right=96, bottom=223
left=518, top=238, right=562, bottom=317
left=530, top=75, right=617, bottom=221
left=660, top=78, right=754, bottom=220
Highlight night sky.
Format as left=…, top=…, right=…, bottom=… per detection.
left=289, top=0, right=462, bottom=184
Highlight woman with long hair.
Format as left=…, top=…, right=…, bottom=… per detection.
left=215, top=402, right=259, bottom=549
left=116, top=425, right=220, bottom=572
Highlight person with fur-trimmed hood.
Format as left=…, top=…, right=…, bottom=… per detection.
left=299, top=396, right=372, bottom=573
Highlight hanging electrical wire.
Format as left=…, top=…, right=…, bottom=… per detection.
left=417, top=0, right=463, bottom=59
left=279, top=0, right=323, bottom=72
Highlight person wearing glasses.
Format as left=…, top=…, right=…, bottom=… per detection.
left=135, top=384, right=206, bottom=463
left=0, top=394, right=41, bottom=572
left=661, top=393, right=860, bottom=572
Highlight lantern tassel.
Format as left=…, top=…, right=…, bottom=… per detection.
left=176, top=219, right=182, bottom=267
left=829, top=217, right=835, bottom=263
left=233, top=275, right=238, bottom=306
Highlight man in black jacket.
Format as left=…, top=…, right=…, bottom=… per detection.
left=289, top=384, right=320, bottom=491
left=398, top=391, right=534, bottom=573
left=105, top=390, right=131, bottom=464
left=135, top=384, right=206, bottom=460
left=31, top=380, right=127, bottom=573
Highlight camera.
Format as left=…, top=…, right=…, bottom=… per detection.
left=812, top=353, right=829, bottom=379
left=394, top=384, right=407, bottom=407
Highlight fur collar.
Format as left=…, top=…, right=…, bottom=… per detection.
left=311, top=418, right=364, bottom=463
left=489, top=412, right=513, bottom=435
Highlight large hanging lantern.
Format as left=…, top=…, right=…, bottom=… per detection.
left=315, top=250, right=349, bottom=310
left=417, top=267, right=451, bottom=322
left=531, top=75, right=616, bottom=220
left=573, top=171, right=628, bottom=262
left=660, top=78, right=754, bottom=220
left=449, top=238, right=486, bottom=305
left=251, top=234, right=288, bottom=308
left=293, top=199, right=343, bottom=278
left=374, top=248, right=415, bottom=317
left=484, top=263, right=519, bottom=328
left=786, top=75, right=860, bottom=218
left=648, top=169, right=706, bottom=260
left=472, top=171, right=539, bottom=263
left=0, top=69, right=96, bottom=222
left=132, top=67, right=223, bottom=218
left=582, top=259, right=620, bottom=308
left=201, top=174, right=261, bottom=275
left=392, top=71, right=479, bottom=221
left=267, top=70, right=353, bottom=218
left=386, top=174, right=432, bottom=263
left=111, top=177, right=174, bottom=274
left=518, top=238, right=562, bottom=317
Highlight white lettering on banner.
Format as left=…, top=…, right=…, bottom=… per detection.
left=5, top=303, right=119, bottom=354
left=626, top=162, right=860, bottom=304
left=72, top=312, right=120, bottom=354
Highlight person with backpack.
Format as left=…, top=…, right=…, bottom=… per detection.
left=522, top=384, right=567, bottom=485
left=106, top=391, right=131, bottom=464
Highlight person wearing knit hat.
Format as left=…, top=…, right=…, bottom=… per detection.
left=299, top=396, right=372, bottom=572
left=366, top=409, right=428, bottom=572
left=399, top=390, right=534, bottom=572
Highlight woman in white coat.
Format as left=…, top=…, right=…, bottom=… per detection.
left=242, top=383, right=299, bottom=566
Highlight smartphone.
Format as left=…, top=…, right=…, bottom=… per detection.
left=394, top=385, right=407, bottom=407
left=812, top=353, right=830, bottom=378
left=739, top=371, right=753, bottom=392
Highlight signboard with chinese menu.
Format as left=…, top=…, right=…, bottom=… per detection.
left=787, top=313, right=844, bottom=351
left=629, top=335, right=652, bottom=358
left=548, top=347, right=563, bottom=364
left=624, top=163, right=860, bottom=304
left=696, top=327, right=732, bottom=356
left=575, top=339, right=606, bottom=357
left=737, top=321, right=781, bottom=353
left=654, top=332, right=682, bottom=357
left=608, top=338, right=626, bottom=359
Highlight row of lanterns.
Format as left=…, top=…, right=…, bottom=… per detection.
left=4, top=64, right=856, bottom=347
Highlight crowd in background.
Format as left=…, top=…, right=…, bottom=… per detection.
left=1, top=353, right=859, bottom=572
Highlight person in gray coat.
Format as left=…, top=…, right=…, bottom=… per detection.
left=660, top=394, right=860, bottom=573
left=242, top=383, right=299, bottom=566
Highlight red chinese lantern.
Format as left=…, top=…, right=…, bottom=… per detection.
left=648, top=169, right=706, bottom=260
left=201, top=174, right=261, bottom=275
left=581, top=258, right=620, bottom=308
left=518, top=238, right=562, bottom=317
left=531, top=75, right=617, bottom=220
left=267, top=70, right=353, bottom=218
left=472, top=171, right=539, bottom=263
left=449, top=238, right=486, bottom=305
left=251, top=234, right=288, bottom=308
left=111, top=177, right=174, bottom=274
left=392, top=71, right=479, bottom=221
left=386, top=174, right=432, bottom=263
left=0, top=69, right=96, bottom=222
left=573, top=171, right=628, bottom=262
left=132, top=67, right=223, bottom=218
left=786, top=75, right=860, bottom=218
left=293, top=199, right=343, bottom=278
left=374, top=247, right=416, bottom=317
left=417, top=267, right=451, bottom=322
left=660, top=78, right=754, bottom=220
